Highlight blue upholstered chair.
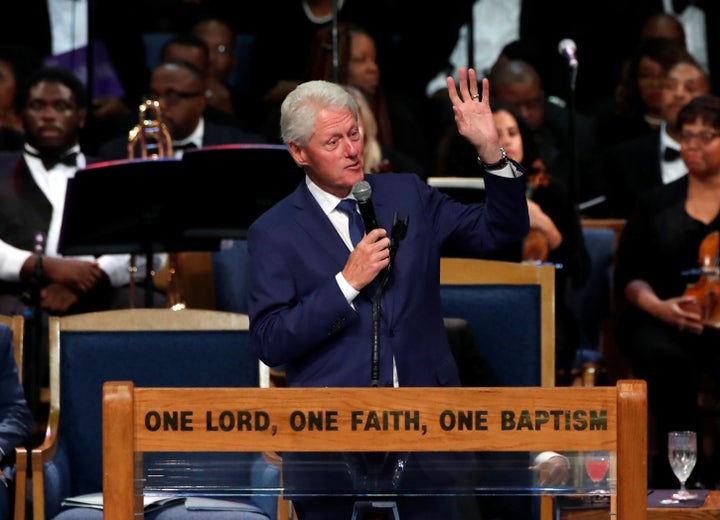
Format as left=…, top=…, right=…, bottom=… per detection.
left=30, top=309, right=277, bottom=520
left=212, top=240, right=250, bottom=315
left=439, top=258, right=556, bottom=387
left=570, top=219, right=627, bottom=385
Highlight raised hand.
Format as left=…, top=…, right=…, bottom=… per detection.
left=446, top=67, right=502, bottom=164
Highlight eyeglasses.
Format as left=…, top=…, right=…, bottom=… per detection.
left=148, top=89, right=205, bottom=105
left=679, top=130, right=720, bottom=144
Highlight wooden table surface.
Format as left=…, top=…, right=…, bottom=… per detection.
left=559, top=490, right=720, bottom=519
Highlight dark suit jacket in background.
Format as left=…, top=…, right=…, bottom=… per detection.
left=601, top=129, right=664, bottom=218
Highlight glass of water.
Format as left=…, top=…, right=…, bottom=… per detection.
left=668, top=430, right=698, bottom=500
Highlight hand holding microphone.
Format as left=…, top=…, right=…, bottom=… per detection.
left=350, top=181, right=408, bottom=291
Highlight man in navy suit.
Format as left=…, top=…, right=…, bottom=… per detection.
left=247, top=68, right=530, bottom=519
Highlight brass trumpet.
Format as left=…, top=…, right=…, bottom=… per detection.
left=128, top=99, right=173, bottom=159
left=127, top=99, right=186, bottom=310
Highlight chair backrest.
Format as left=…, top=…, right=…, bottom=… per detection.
left=575, top=219, right=628, bottom=384
left=0, top=314, right=24, bottom=381
left=439, top=258, right=555, bottom=387
left=102, top=380, right=648, bottom=520
left=31, top=309, right=262, bottom=520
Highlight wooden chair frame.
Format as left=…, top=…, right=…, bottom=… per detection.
left=102, top=380, right=647, bottom=520
left=439, top=257, right=556, bottom=387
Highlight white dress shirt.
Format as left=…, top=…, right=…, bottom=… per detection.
left=425, top=0, right=522, bottom=98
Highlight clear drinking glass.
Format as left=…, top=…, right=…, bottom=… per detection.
left=668, top=431, right=698, bottom=500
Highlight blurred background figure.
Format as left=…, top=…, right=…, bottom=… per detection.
left=189, top=16, right=238, bottom=116
left=613, top=93, right=720, bottom=490
left=602, top=51, right=711, bottom=218
left=342, top=85, right=422, bottom=176
left=156, top=34, right=246, bottom=129
left=0, top=46, right=37, bottom=151
left=488, top=59, right=606, bottom=216
left=592, top=37, right=690, bottom=150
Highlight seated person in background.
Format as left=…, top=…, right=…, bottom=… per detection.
left=592, top=37, right=691, bottom=150
left=97, top=59, right=265, bottom=161
left=602, top=52, right=711, bottom=218
left=343, top=85, right=423, bottom=177
left=160, top=33, right=236, bottom=120
left=160, top=33, right=253, bottom=131
left=489, top=58, right=606, bottom=217
left=0, top=322, right=33, bottom=520
left=439, top=103, right=590, bottom=379
left=613, top=94, right=720, bottom=489
left=0, top=45, right=37, bottom=151
left=190, top=15, right=244, bottom=118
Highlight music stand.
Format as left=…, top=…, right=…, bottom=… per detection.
left=180, top=143, right=303, bottom=240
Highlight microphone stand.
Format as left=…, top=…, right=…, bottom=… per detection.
left=566, top=60, right=578, bottom=205
left=23, top=233, right=45, bottom=449
left=331, top=0, right=339, bottom=83
left=358, top=214, right=408, bottom=510
left=370, top=212, right=408, bottom=387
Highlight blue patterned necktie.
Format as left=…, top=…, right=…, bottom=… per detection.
left=336, top=198, right=364, bottom=247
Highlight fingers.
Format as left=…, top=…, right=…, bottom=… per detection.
left=446, top=67, right=483, bottom=104
left=480, top=76, right=489, bottom=105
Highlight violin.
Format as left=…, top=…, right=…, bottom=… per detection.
left=682, top=230, right=720, bottom=328
left=522, top=160, right=552, bottom=263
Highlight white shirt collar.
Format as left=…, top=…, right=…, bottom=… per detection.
left=660, top=123, right=687, bottom=184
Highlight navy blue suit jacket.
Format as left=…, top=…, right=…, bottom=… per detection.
left=248, top=171, right=528, bottom=389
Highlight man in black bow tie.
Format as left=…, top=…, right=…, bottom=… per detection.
left=0, top=66, right=164, bottom=317
left=602, top=52, right=710, bottom=217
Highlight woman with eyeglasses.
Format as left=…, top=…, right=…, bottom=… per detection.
left=614, top=94, right=720, bottom=491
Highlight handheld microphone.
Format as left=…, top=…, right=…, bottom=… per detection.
left=558, top=38, right=578, bottom=69
left=351, top=180, right=379, bottom=233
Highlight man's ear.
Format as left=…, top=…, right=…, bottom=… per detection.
left=287, top=141, right=307, bottom=167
